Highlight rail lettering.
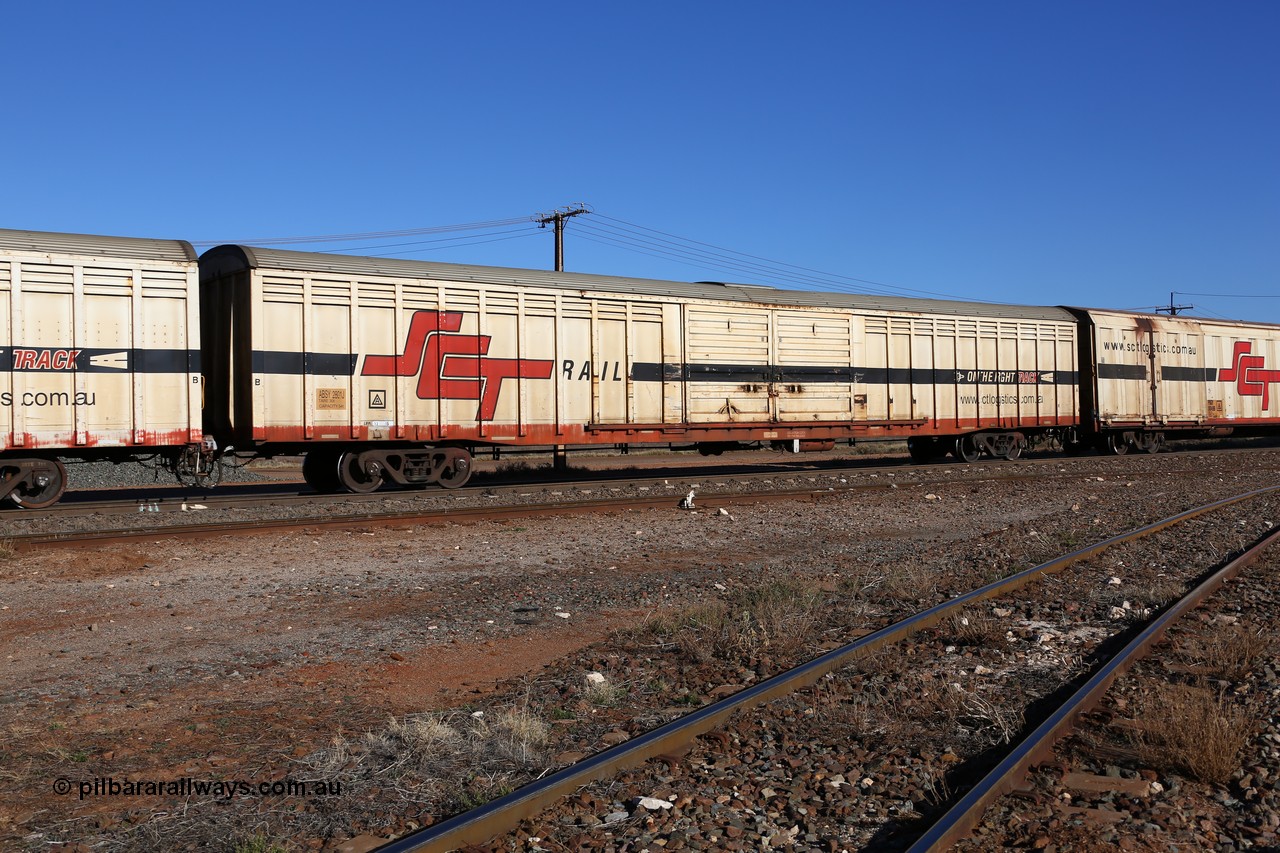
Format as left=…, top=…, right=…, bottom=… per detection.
left=1219, top=342, right=1280, bottom=411
left=361, top=311, right=554, bottom=420
left=561, top=360, right=624, bottom=381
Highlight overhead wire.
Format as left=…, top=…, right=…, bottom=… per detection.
left=190, top=217, right=533, bottom=248
left=358, top=230, right=542, bottom=259
left=190, top=209, right=1028, bottom=304
left=1175, top=291, right=1280, bottom=299
left=590, top=214, right=987, bottom=301
left=306, top=227, right=538, bottom=256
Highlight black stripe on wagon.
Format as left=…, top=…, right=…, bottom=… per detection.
left=0, top=347, right=197, bottom=373
left=251, top=351, right=360, bottom=376
left=631, top=363, right=1078, bottom=385
left=1098, top=363, right=1149, bottom=380
left=1161, top=366, right=1220, bottom=382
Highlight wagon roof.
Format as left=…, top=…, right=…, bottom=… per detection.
left=200, top=244, right=1075, bottom=322
left=0, top=227, right=197, bottom=263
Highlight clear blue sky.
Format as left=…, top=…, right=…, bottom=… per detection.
left=3, top=2, right=1276, bottom=321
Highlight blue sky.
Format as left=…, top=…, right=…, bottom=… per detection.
left=3, top=2, right=1276, bottom=321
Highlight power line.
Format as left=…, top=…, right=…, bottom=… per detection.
left=1175, top=291, right=1280, bottom=298
left=190, top=217, right=532, bottom=248
left=591, top=214, right=982, bottom=301
left=357, top=230, right=541, bottom=259
left=309, top=227, right=538, bottom=256
left=190, top=208, right=988, bottom=303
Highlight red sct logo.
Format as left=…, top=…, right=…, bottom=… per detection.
left=361, top=311, right=554, bottom=420
left=1219, top=342, right=1280, bottom=411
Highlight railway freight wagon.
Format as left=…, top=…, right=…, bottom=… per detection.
left=198, top=245, right=1081, bottom=492
left=1072, top=308, right=1280, bottom=453
left=0, top=228, right=212, bottom=507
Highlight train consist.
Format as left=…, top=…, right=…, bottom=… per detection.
left=2, top=226, right=1278, bottom=508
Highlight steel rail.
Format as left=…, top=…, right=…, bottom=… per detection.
left=907, top=513, right=1280, bottom=851
left=4, top=486, right=856, bottom=551
left=11, top=459, right=1272, bottom=551
left=372, top=484, right=1280, bottom=853
left=25, top=449, right=1278, bottom=522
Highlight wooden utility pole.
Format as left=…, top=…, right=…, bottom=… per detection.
left=535, top=204, right=590, bottom=271
left=1156, top=292, right=1193, bottom=316
left=534, top=205, right=590, bottom=471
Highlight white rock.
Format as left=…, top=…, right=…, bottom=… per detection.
left=1150, top=781, right=1164, bottom=794
left=556, top=612, right=571, bottom=619
left=974, top=665, right=993, bottom=675
left=714, top=583, right=727, bottom=591
left=1108, top=577, right=1122, bottom=586
left=993, top=607, right=1012, bottom=617
left=860, top=777, right=875, bottom=789
left=585, top=671, right=606, bottom=685
left=1109, top=606, right=1128, bottom=620
left=925, top=493, right=938, bottom=501
left=636, top=796, right=673, bottom=811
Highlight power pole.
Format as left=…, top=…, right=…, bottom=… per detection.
left=1156, top=291, right=1193, bottom=316
left=535, top=204, right=590, bottom=271
left=534, top=205, right=589, bottom=473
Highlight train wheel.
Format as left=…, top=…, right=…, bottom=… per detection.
left=1002, top=437, right=1024, bottom=461
left=434, top=448, right=473, bottom=489
left=1061, top=431, right=1086, bottom=456
left=302, top=449, right=343, bottom=493
left=907, top=437, right=937, bottom=463
left=955, top=435, right=981, bottom=463
left=337, top=452, right=384, bottom=493
left=1104, top=434, right=1130, bottom=456
left=7, top=460, right=67, bottom=509
left=1136, top=432, right=1165, bottom=454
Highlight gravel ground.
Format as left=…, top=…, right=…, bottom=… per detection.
left=1, top=447, right=1278, bottom=851
left=958, top=547, right=1280, bottom=853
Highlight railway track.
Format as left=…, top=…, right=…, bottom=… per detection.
left=8, top=449, right=1278, bottom=551
left=371, top=486, right=1280, bottom=852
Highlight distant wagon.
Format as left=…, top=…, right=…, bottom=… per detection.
left=0, top=229, right=212, bottom=507
left=197, top=245, right=1082, bottom=492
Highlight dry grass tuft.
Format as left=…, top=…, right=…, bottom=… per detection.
left=842, top=561, right=939, bottom=606
left=936, top=611, right=1005, bottom=648
left=638, top=578, right=827, bottom=667
left=1131, top=684, right=1257, bottom=784
left=1185, top=622, right=1274, bottom=683
left=582, top=675, right=626, bottom=707
left=481, top=707, right=550, bottom=763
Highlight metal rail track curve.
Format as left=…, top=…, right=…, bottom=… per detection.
left=907, top=508, right=1280, bottom=851
left=371, top=484, right=1280, bottom=853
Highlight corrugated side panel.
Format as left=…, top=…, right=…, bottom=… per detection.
left=3, top=254, right=199, bottom=452
left=685, top=305, right=772, bottom=423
